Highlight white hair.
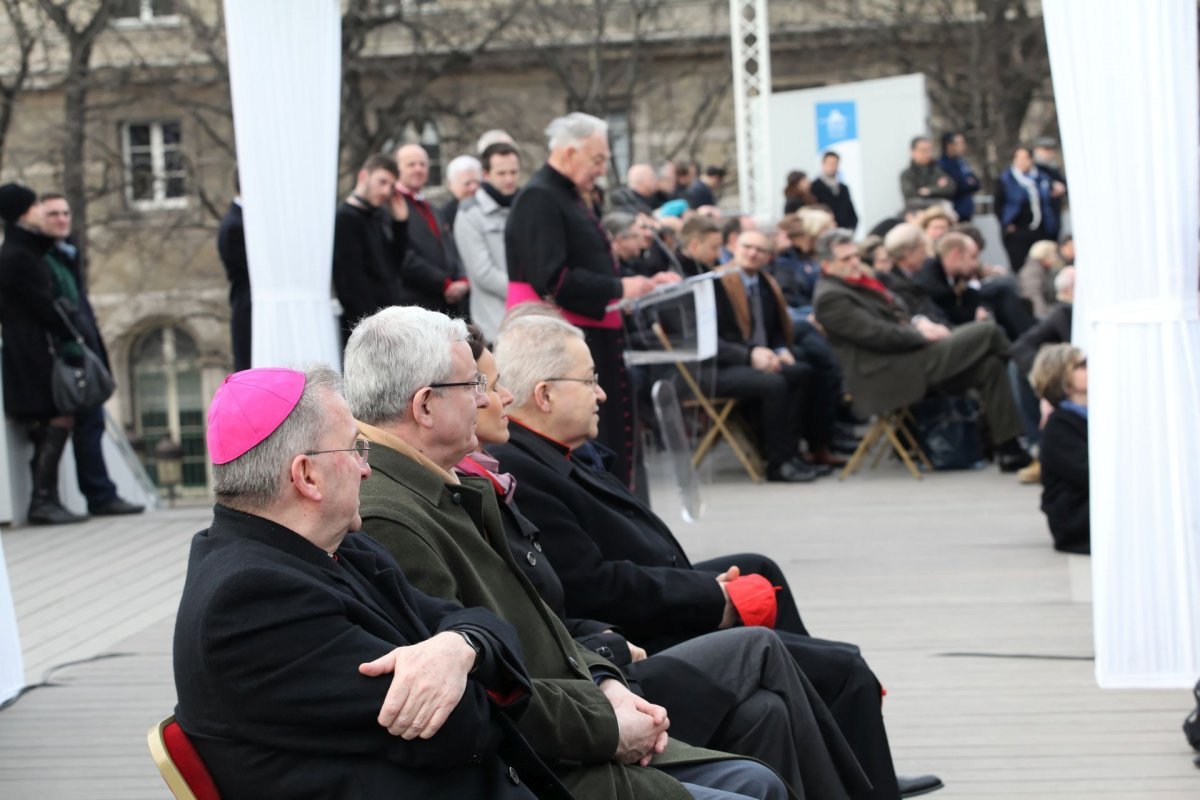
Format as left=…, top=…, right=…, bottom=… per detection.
left=493, top=315, right=586, bottom=407
left=213, top=365, right=341, bottom=507
left=545, top=112, right=608, bottom=151
left=343, top=306, right=469, bottom=425
left=477, top=129, right=515, bottom=154
left=1054, top=265, right=1076, bottom=295
left=445, top=155, right=482, bottom=185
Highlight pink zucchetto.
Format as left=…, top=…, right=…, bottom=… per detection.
left=207, top=368, right=306, bottom=465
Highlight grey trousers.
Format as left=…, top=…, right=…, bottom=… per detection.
left=659, top=758, right=788, bottom=800
left=923, top=320, right=1024, bottom=445
left=653, top=628, right=869, bottom=800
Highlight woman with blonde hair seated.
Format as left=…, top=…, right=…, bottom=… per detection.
left=1028, top=343, right=1090, bottom=554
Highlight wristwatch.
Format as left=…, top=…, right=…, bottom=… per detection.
left=455, top=629, right=482, bottom=674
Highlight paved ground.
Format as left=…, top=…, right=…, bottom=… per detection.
left=0, top=453, right=1196, bottom=798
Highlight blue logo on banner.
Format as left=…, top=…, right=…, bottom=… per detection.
left=816, top=101, right=857, bottom=150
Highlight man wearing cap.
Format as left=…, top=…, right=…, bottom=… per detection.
left=343, top=306, right=791, bottom=800
left=0, top=184, right=88, bottom=525
left=173, top=365, right=570, bottom=798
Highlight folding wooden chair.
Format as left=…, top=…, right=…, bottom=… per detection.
left=147, top=715, right=221, bottom=800
left=652, top=323, right=764, bottom=482
left=839, top=409, right=932, bottom=481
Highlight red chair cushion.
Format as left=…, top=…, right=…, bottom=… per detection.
left=163, top=721, right=222, bottom=800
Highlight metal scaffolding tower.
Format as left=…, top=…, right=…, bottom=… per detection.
left=729, top=0, right=772, bottom=217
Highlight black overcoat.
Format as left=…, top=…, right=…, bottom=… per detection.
left=0, top=224, right=77, bottom=420
left=216, top=201, right=251, bottom=371
left=173, top=504, right=569, bottom=800
left=1040, top=408, right=1090, bottom=554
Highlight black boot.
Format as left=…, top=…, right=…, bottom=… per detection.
left=27, top=424, right=88, bottom=526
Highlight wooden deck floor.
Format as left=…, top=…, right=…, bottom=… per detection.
left=0, top=458, right=1196, bottom=798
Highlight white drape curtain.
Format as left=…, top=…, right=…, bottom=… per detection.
left=223, top=0, right=342, bottom=371
left=1044, top=0, right=1200, bottom=688
left=0, top=532, right=22, bottom=703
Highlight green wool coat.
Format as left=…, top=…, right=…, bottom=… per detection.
left=356, top=424, right=732, bottom=800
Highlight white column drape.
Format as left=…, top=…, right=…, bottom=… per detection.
left=223, top=0, right=342, bottom=371
left=1044, top=0, right=1200, bottom=688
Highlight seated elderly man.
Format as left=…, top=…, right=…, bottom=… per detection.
left=813, top=229, right=1032, bottom=472
left=491, top=314, right=943, bottom=800
left=343, top=307, right=791, bottom=800
left=173, top=366, right=568, bottom=799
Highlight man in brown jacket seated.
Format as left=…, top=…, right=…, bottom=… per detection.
left=812, top=229, right=1032, bottom=472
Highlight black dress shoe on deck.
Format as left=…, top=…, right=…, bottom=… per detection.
left=767, top=461, right=820, bottom=483
left=898, top=774, right=944, bottom=797
left=90, top=498, right=145, bottom=516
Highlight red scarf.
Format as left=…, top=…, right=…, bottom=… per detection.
left=454, top=452, right=516, bottom=505
left=843, top=272, right=894, bottom=303
left=396, top=184, right=441, bottom=240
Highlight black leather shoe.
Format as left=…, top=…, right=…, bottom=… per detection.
left=997, top=450, right=1033, bottom=473
left=767, top=461, right=820, bottom=483
left=793, top=457, right=834, bottom=477
left=90, top=498, right=145, bottom=516
left=898, top=774, right=944, bottom=797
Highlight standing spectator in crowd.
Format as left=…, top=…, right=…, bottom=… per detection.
left=656, top=160, right=678, bottom=205
left=810, top=152, right=859, bottom=232
left=440, top=154, right=482, bottom=235
left=937, top=132, right=981, bottom=222
left=1017, top=240, right=1061, bottom=319
left=782, top=170, right=817, bottom=214
left=813, top=228, right=1033, bottom=472
left=995, top=145, right=1061, bottom=270
left=684, top=166, right=726, bottom=209
left=455, top=142, right=520, bottom=343
left=879, top=223, right=943, bottom=321
left=477, top=128, right=516, bottom=154
left=393, top=143, right=469, bottom=315
left=1033, top=136, right=1069, bottom=218
left=0, top=185, right=87, bottom=524
left=343, top=308, right=792, bottom=800
left=41, top=194, right=144, bottom=518
left=1028, top=344, right=1090, bottom=554
left=674, top=159, right=698, bottom=198
left=217, top=177, right=250, bottom=372
left=676, top=215, right=723, bottom=278
left=174, top=366, right=568, bottom=799
left=505, top=112, right=676, bottom=490
left=770, top=208, right=833, bottom=319
left=609, top=163, right=660, bottom=215
left=333, top=153, right=408, bottom=347
left=915, top=205, right=955, bottom=246
left=712, top=229, right=839, bottom=482
left=900, top=136, right=956, bottom=204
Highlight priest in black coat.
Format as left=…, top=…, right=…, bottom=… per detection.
left=174, top=366, right=567, bottom=800
left=505, top=112, right=678, bottom=491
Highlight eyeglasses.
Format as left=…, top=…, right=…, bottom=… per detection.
left=305, top=439, right=370, bottom=464
left=1074, top=358, right=1087, bottom=369
left=429, top=372, right=489, bottom=396
left=544, top=374, right=601, bottom=388
left=738, top=244, right=773, bottom=255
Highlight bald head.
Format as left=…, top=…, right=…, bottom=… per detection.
left=394, top=144, right=430, bottom=192
left=626, top=164, right=657, bottom=197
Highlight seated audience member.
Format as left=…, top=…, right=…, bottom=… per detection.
left=675, top=159, right=698, bottom=198
left=917, top=233, right=1033, bottom=341
left=712, top=229, right=844, bottom=481
left=343, top=308, right=790, bottom=800
left=770, top=208, right=834, bottom=319
left=878, top=223, right=943, bottom=321
left=900, top=136, right=955, bottom=204
left=1058, top=234, right=1075, bottom=266
left=812, top=229, right=1032, bottom=472
left=1016, top=240, right=1060, bottom=319
left=809, top=152, right=859, bottom=231
left=937, top=132, right=981, bottom=222
left=858, top=235, right=892, bottom=276
left=173, top=366, right=568, bottom=799
left=490, top=314, right=942, bottom=800
left=1028, top=344, right=1090, bottom=554
left=718, top=215, right=752, bottom=264
left=455, top=141, right=522, bottom=342
left=782, top=170, right=817, bottom=214
left=914, top=205, right=955, bottom=246
left=656, top=161, right=679, bottom=205
left=1012, top=267, right=1075, bottom=379
left=605, top=211, right=655, bottom=277
left=952, top=223, right=1037, bottom=340
left=676, top=216, right=724, bottom=278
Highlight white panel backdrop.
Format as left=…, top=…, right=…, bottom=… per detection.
left=1044, top=0, right=1200, bottom=687
left=223, top=0, right=343, bottom=371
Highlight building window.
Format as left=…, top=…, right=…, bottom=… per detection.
left=606, top=111, right=632, bottom=183
left=130, top=326, right=207, bottom=490
left=398, top=120, right=442, bottom=186
left=112, top=0, right=178, bottom=25
left=122, top=121, right=187, bottom=210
